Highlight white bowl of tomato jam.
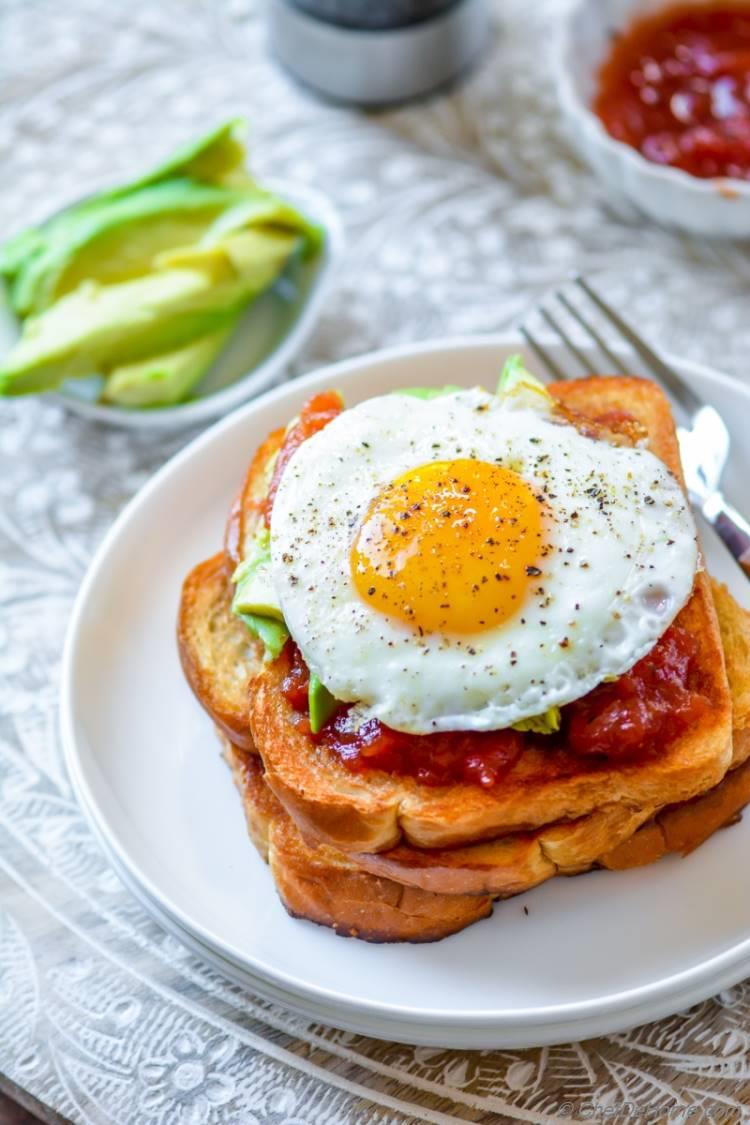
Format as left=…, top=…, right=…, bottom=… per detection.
left=555, top=0, right=750, bottom=237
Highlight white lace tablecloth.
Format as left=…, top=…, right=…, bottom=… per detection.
left=2, top=1, right=750, bottom=1122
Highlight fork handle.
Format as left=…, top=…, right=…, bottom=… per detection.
left=704, top=495, right=750, bottom=580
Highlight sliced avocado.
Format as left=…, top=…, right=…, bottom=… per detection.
left=203, top=194, right=324, bottom=260
left=0, top=226, right=45, bottom=278
left=158, top=227, right=302, bottom=276
left=231, top=528, right=284, bottom=621
left=102, top=320, right=237, bottom=407
left=234, top=567, right=282, bottom=619
left=128, top=119, right=249, bottom=190
left=232, top=528, right=289, bottom=661
left=0, top=121, right=249, bottom=290
left=16, top=182, right=321, bottom=317
left=395, top=385, right=464, bottom=400
left=91, top=119, right=250, bottom=201
left=0, top=118, right=325, bottom=405
left=1, top=119, right=321, bottom=317
left=10, top=180, right=256, bottom=316
left=237, top=612, right=289, bottom=663
left=0, top=228, right=299, bottom=396
left=309, top=673, right=340, bottom=734
left=512, top=706, right=561, bottom=735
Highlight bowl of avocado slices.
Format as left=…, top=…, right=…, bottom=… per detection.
left=0, top=120, right=341, bottom=429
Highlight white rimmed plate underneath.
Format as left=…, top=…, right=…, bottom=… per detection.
left=61, top=336, right=750, bottom=1047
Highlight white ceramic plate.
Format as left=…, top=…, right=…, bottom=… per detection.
left=0, top=181, right=342, bottom=430
left=61, top=336, right=750, bottom=1048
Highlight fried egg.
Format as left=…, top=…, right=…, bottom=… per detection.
left=270, top=388, right=698, bottom=734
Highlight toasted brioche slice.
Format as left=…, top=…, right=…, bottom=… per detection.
left=178, top=553, right=262, bottom=751
left=600, top=745, right=750, bottom=869
left=251, top=377, right=733, bottom=852
left=223, top=740, right=493, bottom=942
left=344, top=801, right=654, bottom=896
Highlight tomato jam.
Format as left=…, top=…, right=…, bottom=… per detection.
left=565, top=625, right=708, bottom=759
left=595, top=4, right=750, bottom=180
left=321, top=715, right=525, bottom=789
left=282, top=646, right=523, bottom=787
left=281, top=625, right=709, bottom=788
left=264, top=391, right=343, bottom=523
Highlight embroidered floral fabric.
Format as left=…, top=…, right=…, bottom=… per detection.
left=2, top=1, right=750, bottom=1121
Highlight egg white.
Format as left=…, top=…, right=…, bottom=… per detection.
left=270, top=389, right=698, bottom=734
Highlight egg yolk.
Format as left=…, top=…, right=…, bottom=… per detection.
left=351, top=459, right=546, bottom=635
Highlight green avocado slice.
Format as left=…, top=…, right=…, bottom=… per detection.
left=1, top=119, right=322, bottom=319
left=232, top=527, right=290, bottom=662
left=0, top=228, right=299, bottom=396
left=308, top=673, right=339, bottom=734
left=203, top=195, right=324, bottom=261
left=496, top=354, right=551, bottom=404
left=104, top=119, right=249, bottom=194
left=231, top=528, right=283, bottom=620
left=10, top=180, right=255, bottom=317
left=0, top=226, right=46, bottom=278
left=0, top=121, right=248, bottom=289
left=8, top=177, right=322, bottom=318
left=237, top=612, right=289, bottom=663
left=102, top=320, right=238, bottom=407
left=512, top=706, right=561, bottom=735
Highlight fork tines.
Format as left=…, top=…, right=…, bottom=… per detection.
left=519, top=276, right=700, bottom=419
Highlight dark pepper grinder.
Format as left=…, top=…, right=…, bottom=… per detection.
left=268, top=0, right=490, bottom=106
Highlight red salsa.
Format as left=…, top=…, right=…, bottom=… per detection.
left=565, top=624, right=708, bottom=759
left=282, top=645, right=524, bottom=788
left=281, top=626, right=709, bottom=789
left=595, top=3, right=750, bottom=179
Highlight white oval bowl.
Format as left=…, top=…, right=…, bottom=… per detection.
left=0, top=180, right=343, bottom=430
left=555, top=0, right=750, bottom=237
left=61, top=334, right=750, bottom=1048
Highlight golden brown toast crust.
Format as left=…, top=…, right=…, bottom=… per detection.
left=250, top=377, right=733, bottom=852
left=224, top=742, right=492, bottom=942
left=551, top=377, right=684, bottom=483
left=341, top=801, right=655, bottom=897
left=599, top=738, right=750, bottom=870
left=177, top=553, right=262, bottom=751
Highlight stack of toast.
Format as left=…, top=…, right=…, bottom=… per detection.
left=179, top=377, right=750, bottom=942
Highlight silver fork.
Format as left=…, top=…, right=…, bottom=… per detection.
left=520, top=275, right=750, bottom=580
